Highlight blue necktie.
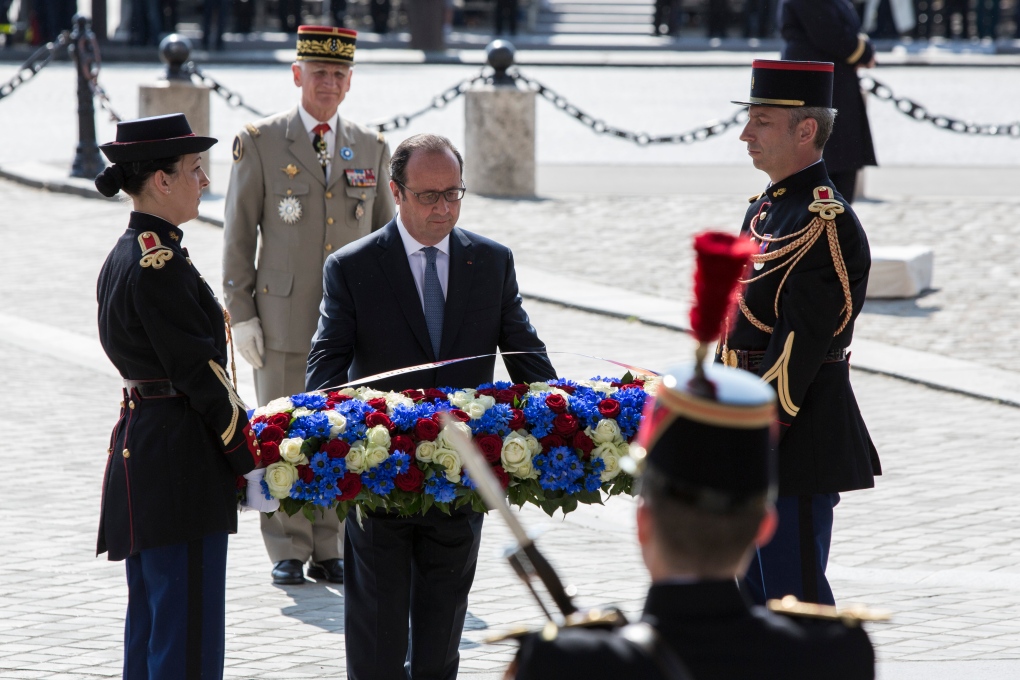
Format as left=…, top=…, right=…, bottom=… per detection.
left=422, top=246, right=444, bottom=357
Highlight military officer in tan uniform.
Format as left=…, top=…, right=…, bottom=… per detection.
left=222, top=25, right=394, bottom=586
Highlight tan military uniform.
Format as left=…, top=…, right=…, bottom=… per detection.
left=223, top=106, right=394, bottom=563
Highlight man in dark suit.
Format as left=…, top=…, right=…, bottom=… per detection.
left=725, top=60, right=880, bottom=606
left=306, top=133, right=556, bottom=680
left=513, top=360, right=876, bottom=680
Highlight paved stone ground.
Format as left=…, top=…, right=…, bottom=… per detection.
left=3, top=177, right=1020, bottom=679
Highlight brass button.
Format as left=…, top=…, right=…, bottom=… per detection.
left=262, top=286, right=269, bottom=293
left=286, top=189, right=293, bottom=195
left=107, top=447, right=113, bottom=456
left=325, top=191, right=333, bottom=199
left=128, top=400, right=135, bottom=410
left=360, top=192, right=367, bottom=200
left=326, top=217, right=334, bottom=225
left=122, top=448, right=131, bottom=459
left=325, top=243, right=332, bottom=252
left=120, top=400, right=125, bottom=408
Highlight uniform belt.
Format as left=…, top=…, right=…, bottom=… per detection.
left=124, top=379, right=179, bottom=397
left=726, top=347, right=847, bottom=372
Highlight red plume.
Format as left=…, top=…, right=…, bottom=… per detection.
left=689, top=231, right=755, bottom=345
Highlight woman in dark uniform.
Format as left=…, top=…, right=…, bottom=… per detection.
left=94, top=113, right=261, bottom=680
left=778, top=0, right=878, bottom=202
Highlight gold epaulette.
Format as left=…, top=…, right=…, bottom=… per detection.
left=749, top=191, right=765, bottom=203
left=245, top=123, right=261, bottom=138
left=484, top=609, right=627, bottom=644
left=767, top=595, right=891, bottom=628
left=376, top=131, right=386, bottom=144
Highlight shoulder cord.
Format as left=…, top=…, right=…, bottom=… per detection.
left=222, top=308, right=239, bottom=391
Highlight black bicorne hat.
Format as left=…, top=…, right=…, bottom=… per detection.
left=296, top=25, right=357, bottom=64
left=633, top=363, right=777, bottom=512
left=99, top=113, right=217, bottom=164
left=733, top=59, right=834, bottom=109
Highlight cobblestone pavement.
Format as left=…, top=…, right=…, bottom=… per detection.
left=3, top=179, right=1020, bottom=678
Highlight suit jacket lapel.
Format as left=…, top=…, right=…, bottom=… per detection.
left=376, top=221, right=435, bottom=359
left=440, top=228, right=474, bottom=358
left=286, top=108, right=326, bottom=187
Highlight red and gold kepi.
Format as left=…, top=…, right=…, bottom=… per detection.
left=732, top=59, right=834, bottom=109
left=296, top=25, right=357, bottom=64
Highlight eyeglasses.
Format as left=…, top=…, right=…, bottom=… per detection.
left=396, top=181, right=467, bottom=205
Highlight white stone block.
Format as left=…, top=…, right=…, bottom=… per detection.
left=464, top=87, right=536, bottom=198
left=139, top=81, right=212, bottom=191
left=867, top=245, right=934, bottom=299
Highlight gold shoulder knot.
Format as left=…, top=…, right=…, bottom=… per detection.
left=483, top=609, right=627, bottom=644
left=767, top=595, right=891, bottom=628
left=748, top=191, right=765, bottom=204
left=376, top=131, right=385, bottom=144
left=245, top=123, right=261, bottom=138
left=137, top=231, right=174, bottom=269
left=808, top=185, right=845, bottom=221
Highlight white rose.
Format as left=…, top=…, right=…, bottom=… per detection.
left=524, top=434, right=542, bottom=456
left=529, top=382, right=551, bottom=393
left=640, top=377, right=660, bottom=397
left=385, top=393, right=414, bottom=411
left=264, top=462, right=298, bottom=499
left=338, top=388, right=358, bottom=398
left=448, top=389, right=476, bottom=408
left=437, top=420, right=472, bottom=450
left=357, top=387, right=386, bottom=401
left=590, top=419, right=623, bottom=444
left=366, top=424, right=391, bottom=449
left=325, top=411, right=347, bottom=437
left=279, top=438, right=308, bottom=465
left=465, top=400, right=488, bottom=420
left=365, top=444, right=389, bottom=469
left=591, top=382, right=615, bottom=397
left=434, top=447, right=463, bottom=484
left=345, top=442, right=368, bottom=474
left=592, top=443, right=623, bottom=481
left=291, top=407, right=314, bottom=419
left=254, top=396, right=294, bottom=417
left=416, top=440, right=437, bottom=463
left=501, top=432, right=536, bottom=479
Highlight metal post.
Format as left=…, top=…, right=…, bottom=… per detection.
left=91, top=0, right=108, bottom=41
left=159, top=33, right=192, bottom=81
left=70, top=15, right=105, bottom=179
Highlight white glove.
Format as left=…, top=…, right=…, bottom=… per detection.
left=232, top=317, right=265, bottom=369
left=241, top=468, right=280, bottom=513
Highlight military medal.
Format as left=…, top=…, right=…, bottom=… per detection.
left=355, top=201, right=365, bottom=220
left=754, top=234, right=772, bottom=270
left=282, top=164, right=300, bottom=179
left=340, top=146, right=354, bottom=161
left=344, top=169, right=377, bottom=187
left=278, top=196, right=303, bottom=224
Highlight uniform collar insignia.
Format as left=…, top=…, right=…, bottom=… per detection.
left=771, top=187, right=786, bottom=198
left=282, top=164, right=300, bottom=179
left=169, top=231, right=180, bottom=241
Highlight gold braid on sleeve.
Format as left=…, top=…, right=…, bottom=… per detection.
left=825, top=221, right=854, bottom=335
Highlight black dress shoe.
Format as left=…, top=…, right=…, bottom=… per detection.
left=307, top=558, right=344, bottom=584
left=271, top=559, right=305, bottom=585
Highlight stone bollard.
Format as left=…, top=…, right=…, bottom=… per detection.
left=139, top=35, right=213, bottom=191
left=464, top=41, right=536, bottom=198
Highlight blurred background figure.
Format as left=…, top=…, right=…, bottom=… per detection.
left=743, top=0, right=775, bottom=37
left=976, top=0, right=1001, bottom=38
left=369, top=0, right=390, bottom=32
left=937, top=0, right=971, bottom=37
left=653, top=0, right=681, bottom=36
left=495, top=0, right=519, bottom=34
left=278, top=0, right=302, bottom=32
left=234, top=0, right=255, bottom=34
left=35, top=0, right=75, bottom=42
left=862, top=0, right=915, bottom=37
left=327, top=0, right=348, bottom=27
left=706, top=0, right=729, bottom=37
left=131, top=0, right=163, bottom=45
left=202, top=0, right=228, bottom=50
left=779, top=0, right=878, bottom=201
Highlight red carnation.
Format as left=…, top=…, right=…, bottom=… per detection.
left=261, top=442, right=281, bottom=465
left=545, top=393, right=568, bottom=414
left=365, top=411, right=393, bottom=430
left=510, top=384, right=530, bottom=397
left=475, top=434, right=504, bottom=464
left=414, top=417, right=440, bottom=441
left=552, top=413, right=579, bottom=437
left=508, top=408, right=526, bottom=430
left=267, top=413, right=291, bottom=429
left=448, top=409, right=470, bottom=423
left=424, top=388, right=448, bottom=401
left=572, top=431, right=594, bottom=459
left=492, top=465, right=510, bottom=489
left=494, top=389, right=517, bottom=405
left=598, top=398, right=621, bottom=419
left=297, top=464, right=314, bottom=483
left=539, top=434, right=567, bottom=453
left=367, top=397, right=388, bottom=412
left=395, top=464, right=425, bottom=492
left=259, top=424, right=286, bottom=445
left=390, top=434, right=415, bottom=455
left=336, top=473, right=362, bottom=501
left=402, top=389, right=426, bottom=401
left=325, top=439, right=350, bottom=459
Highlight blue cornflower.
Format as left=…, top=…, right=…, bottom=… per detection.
left=391, top=402, right=437, bottom=430
left=363, top=467, right=396, bottom=495
left=522, top=393, right=557, bottom=438
left=570, top=391, right=603, bottom=430
left=289, top=412, right=332, bottom=440
left=469, top=403, right=513, bottom=436
left=548, top=446, right=572, bottom=470
left=259, top=479, right=273, bottom=501
left=612, top=387, right=647, bottom=440
left=309, top=451, right=331, bottom=476
left=252, top=422, right=267, bottom=436
left=583, top=472, right=603, bottom=492
left=533, top=453, right=549, bottom=472
left=291, top=393, right=327, bottom=410
left=390, top=452, right=410, bottom=475
left=424, top=475, right=457, bottom=503
left=327, top=458, right=346, bottom=479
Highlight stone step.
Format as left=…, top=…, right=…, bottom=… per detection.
left=866, top=245, right=934, bottom=299
left=533, top=22, right=654, bottom=34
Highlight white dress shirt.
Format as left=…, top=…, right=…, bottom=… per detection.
left=396, top=214, right=450, bottom=308
left=297, top=105, right=342, bottom=183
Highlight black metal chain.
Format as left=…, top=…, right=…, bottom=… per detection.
left=73, top=30, right=122, bottom=122
left=861, top=75, right=1019, bottom=138
left=185, top=62, right=268, bottom=118
left=368, top=72, right=488, bottom=132
left=512, top=69, right=747, bottom=145
left=0, top=32, right=70, bottom=102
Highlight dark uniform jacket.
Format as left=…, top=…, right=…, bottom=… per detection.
left=779, top=0, right=878, bottom=175
left=723, top=161, right=880, bottom=496
left=305, top=220, right=556, bottom=393
left=515, top=580, right=875, bottom=680
left=97, top=212, right=260, bottom=561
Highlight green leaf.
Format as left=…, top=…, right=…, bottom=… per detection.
left=301, top=504, right=315, bottom=522
left=435, top=501, right=452, bottom=516
left=470, top=495, right=488, bottom=514
left=539, top=499, right=559, bottom=517
left=621, top=371, right=634, bottom=384
left=561, top=497, right=578, bottom=515
left=422, top=493, right=434, bottom=515
left=280, top=497, right=303, bottom=517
